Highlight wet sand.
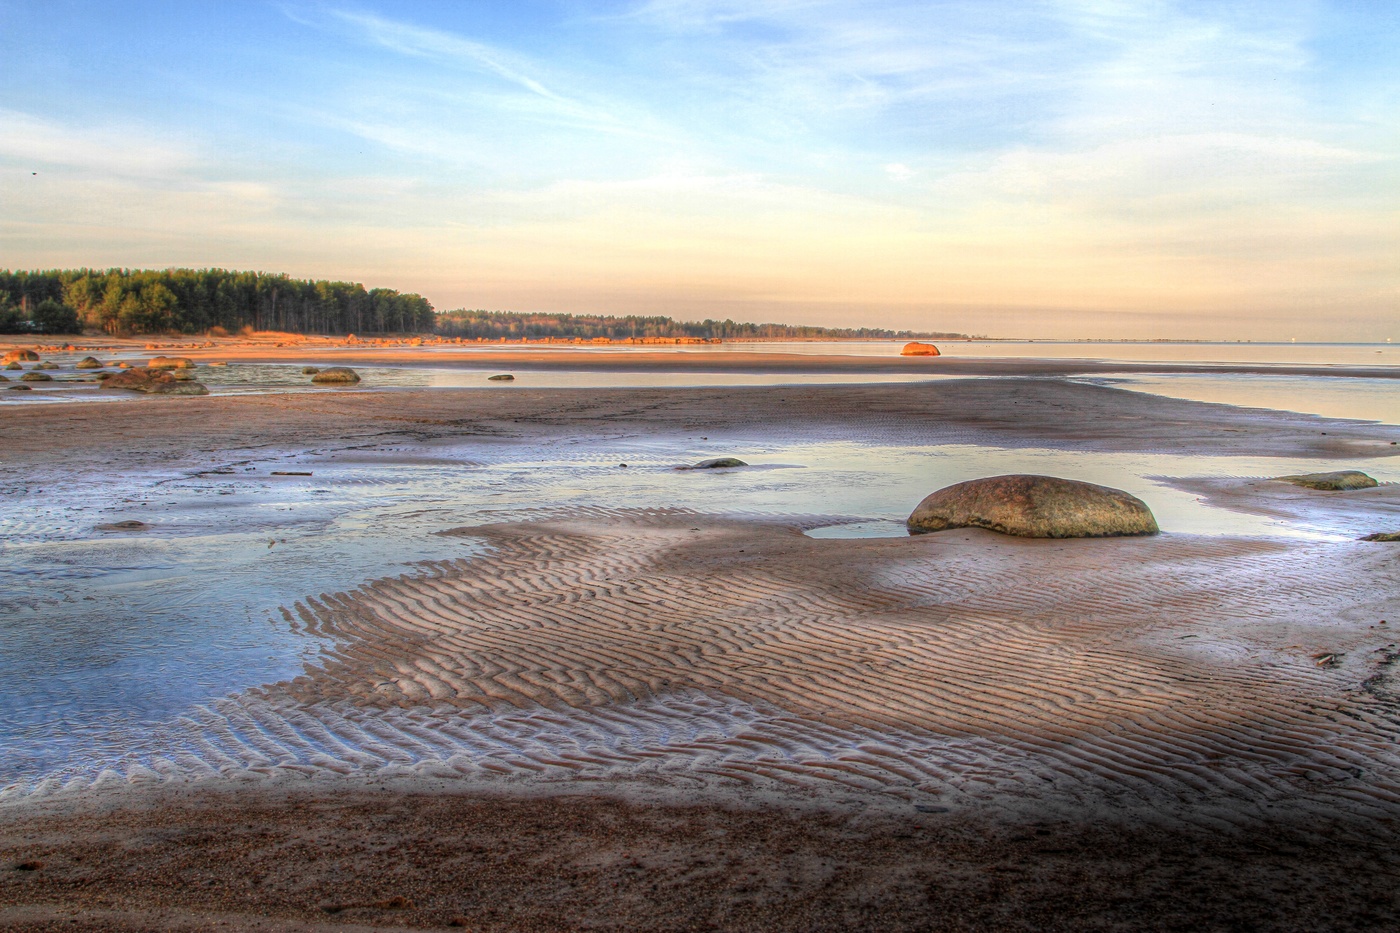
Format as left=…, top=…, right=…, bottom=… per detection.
left=3, top=369, right=1400, bottom=931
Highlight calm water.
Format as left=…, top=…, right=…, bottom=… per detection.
left=396, top=339, right=1400, bottom=367
left=3, top=423, right=1396, bottom=789
left=1, top=346, right=1397, bottom=791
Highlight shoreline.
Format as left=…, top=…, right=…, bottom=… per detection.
left=3, top=377, right=1399, bottom=930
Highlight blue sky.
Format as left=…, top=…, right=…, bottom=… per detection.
left=1, top=0, right=1396, bottom=338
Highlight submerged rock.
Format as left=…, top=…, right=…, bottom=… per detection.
left=907, top=474, right=1159, bottom=538
left=311, top=366, right=361, bottom=384
left=74, top=356, right=104, bottom=369
left=680, top=457, right=748, bottom=470
left=302, top=366, right=321, bottom=375
left=19, top=372, right=53, bottom=382
left=147, top=356, right=196, bottom=369
left=487, top=373, right=515, bottom=381
left=901, top=341, right=941, bottom=357
left=1362, top=532, right=1400, bottom=542
left=8, top=384, right=31, bottom=391
left=3, top=362, right=21, bottom=370
left=1273, top=471, right=1378, bottom=491
left=1, top=349, right=38, bottom=363
left=35, top=361, right=59, bottom=370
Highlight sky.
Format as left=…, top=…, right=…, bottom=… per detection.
left=1, top=1, right=1397, bottom=339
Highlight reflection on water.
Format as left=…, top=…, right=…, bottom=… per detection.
left=1077, top=373, right=1399, bottom=427
left=3, top=425, right=1395, bottom=788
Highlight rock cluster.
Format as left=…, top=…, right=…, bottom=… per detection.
left=907, top=474, right=1159, bottom=538
left=102, top=367, right=209, bottom=395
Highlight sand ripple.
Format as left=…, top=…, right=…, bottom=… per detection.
left=10, top=509, right=1400, bottom=833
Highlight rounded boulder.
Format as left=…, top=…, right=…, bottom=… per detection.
left=901, top=342, right=941, bottom=357
left=907, top=474, right=1159, bottom=538
left=1273, top=471, right=1377, bottom=491
left=147, top=356, right=196, bottom=369
left=311, top=366, right=361, bottom=384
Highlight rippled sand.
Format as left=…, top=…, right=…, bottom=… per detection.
left=3, top=376, right=1400, bottom=930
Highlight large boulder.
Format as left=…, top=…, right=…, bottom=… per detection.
left=1273, top=470, right=1378, bottom=491
left=901, top=342, right=941, bottom=357
left=311, top=366, right=361, bottom=384
left=908, top=474, right=1159, bottom=538
left=102, top=367, right=208, bottom=396
left=2, top=349, right=38, bottom=363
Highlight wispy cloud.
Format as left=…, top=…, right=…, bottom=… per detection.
left=0, top=108, right=197, bottom=178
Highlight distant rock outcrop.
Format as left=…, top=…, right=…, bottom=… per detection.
left=901, top=342, right=941, bottom=357
left=488, top=374, right=515, bottom=381
left=1273, top=471, right=1378, bottom=491
left=907, top=474, right=1159, bottom=538
left=311, top=367, right=361, bottom=384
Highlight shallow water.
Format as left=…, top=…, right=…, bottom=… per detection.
left=3, top=418, right=1396, bottom=789
left=401, top=339, right=1400, bottom=367
left=1077, top=373, right=1399, bottom=427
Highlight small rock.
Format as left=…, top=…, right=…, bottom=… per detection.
left=208, top=361, right=228, bottom=367
left=1362, top=532, right=1400, bottom=542
left=488, top=373, right=515, bottom=381
left=35, top=361, right=59, bottom=370
left=8, top=384, right=31, bottom=391
left=146, top=356, right=196, bottom=369
left=311, top=366, right=361, bottom=384
left=302, top=366, right=320, bottom=374
left=74, top=356, right=104, bottom=369
left=680, top=457, right=748, bottom=470
left=96, top=520, right=148, bottom=531
left=3, top=362, right=21, bottom=370
left=1273, top=471, right=1378, bottom=491
left=908, top=474, right=1159, bottom=538
left=19, top=372, right=53, bottom=382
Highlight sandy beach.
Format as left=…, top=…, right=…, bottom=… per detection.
left=3, top=348, right=1400, bottom=931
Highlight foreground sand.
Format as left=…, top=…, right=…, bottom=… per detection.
left=3, top=377, right=1400, bottom=930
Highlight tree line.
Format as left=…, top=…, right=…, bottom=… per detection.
left=0, top=267, right=970, bottom=341
left=436, top=309, right=967, bottom=341
left=0, top=268, right=434, bottom=336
